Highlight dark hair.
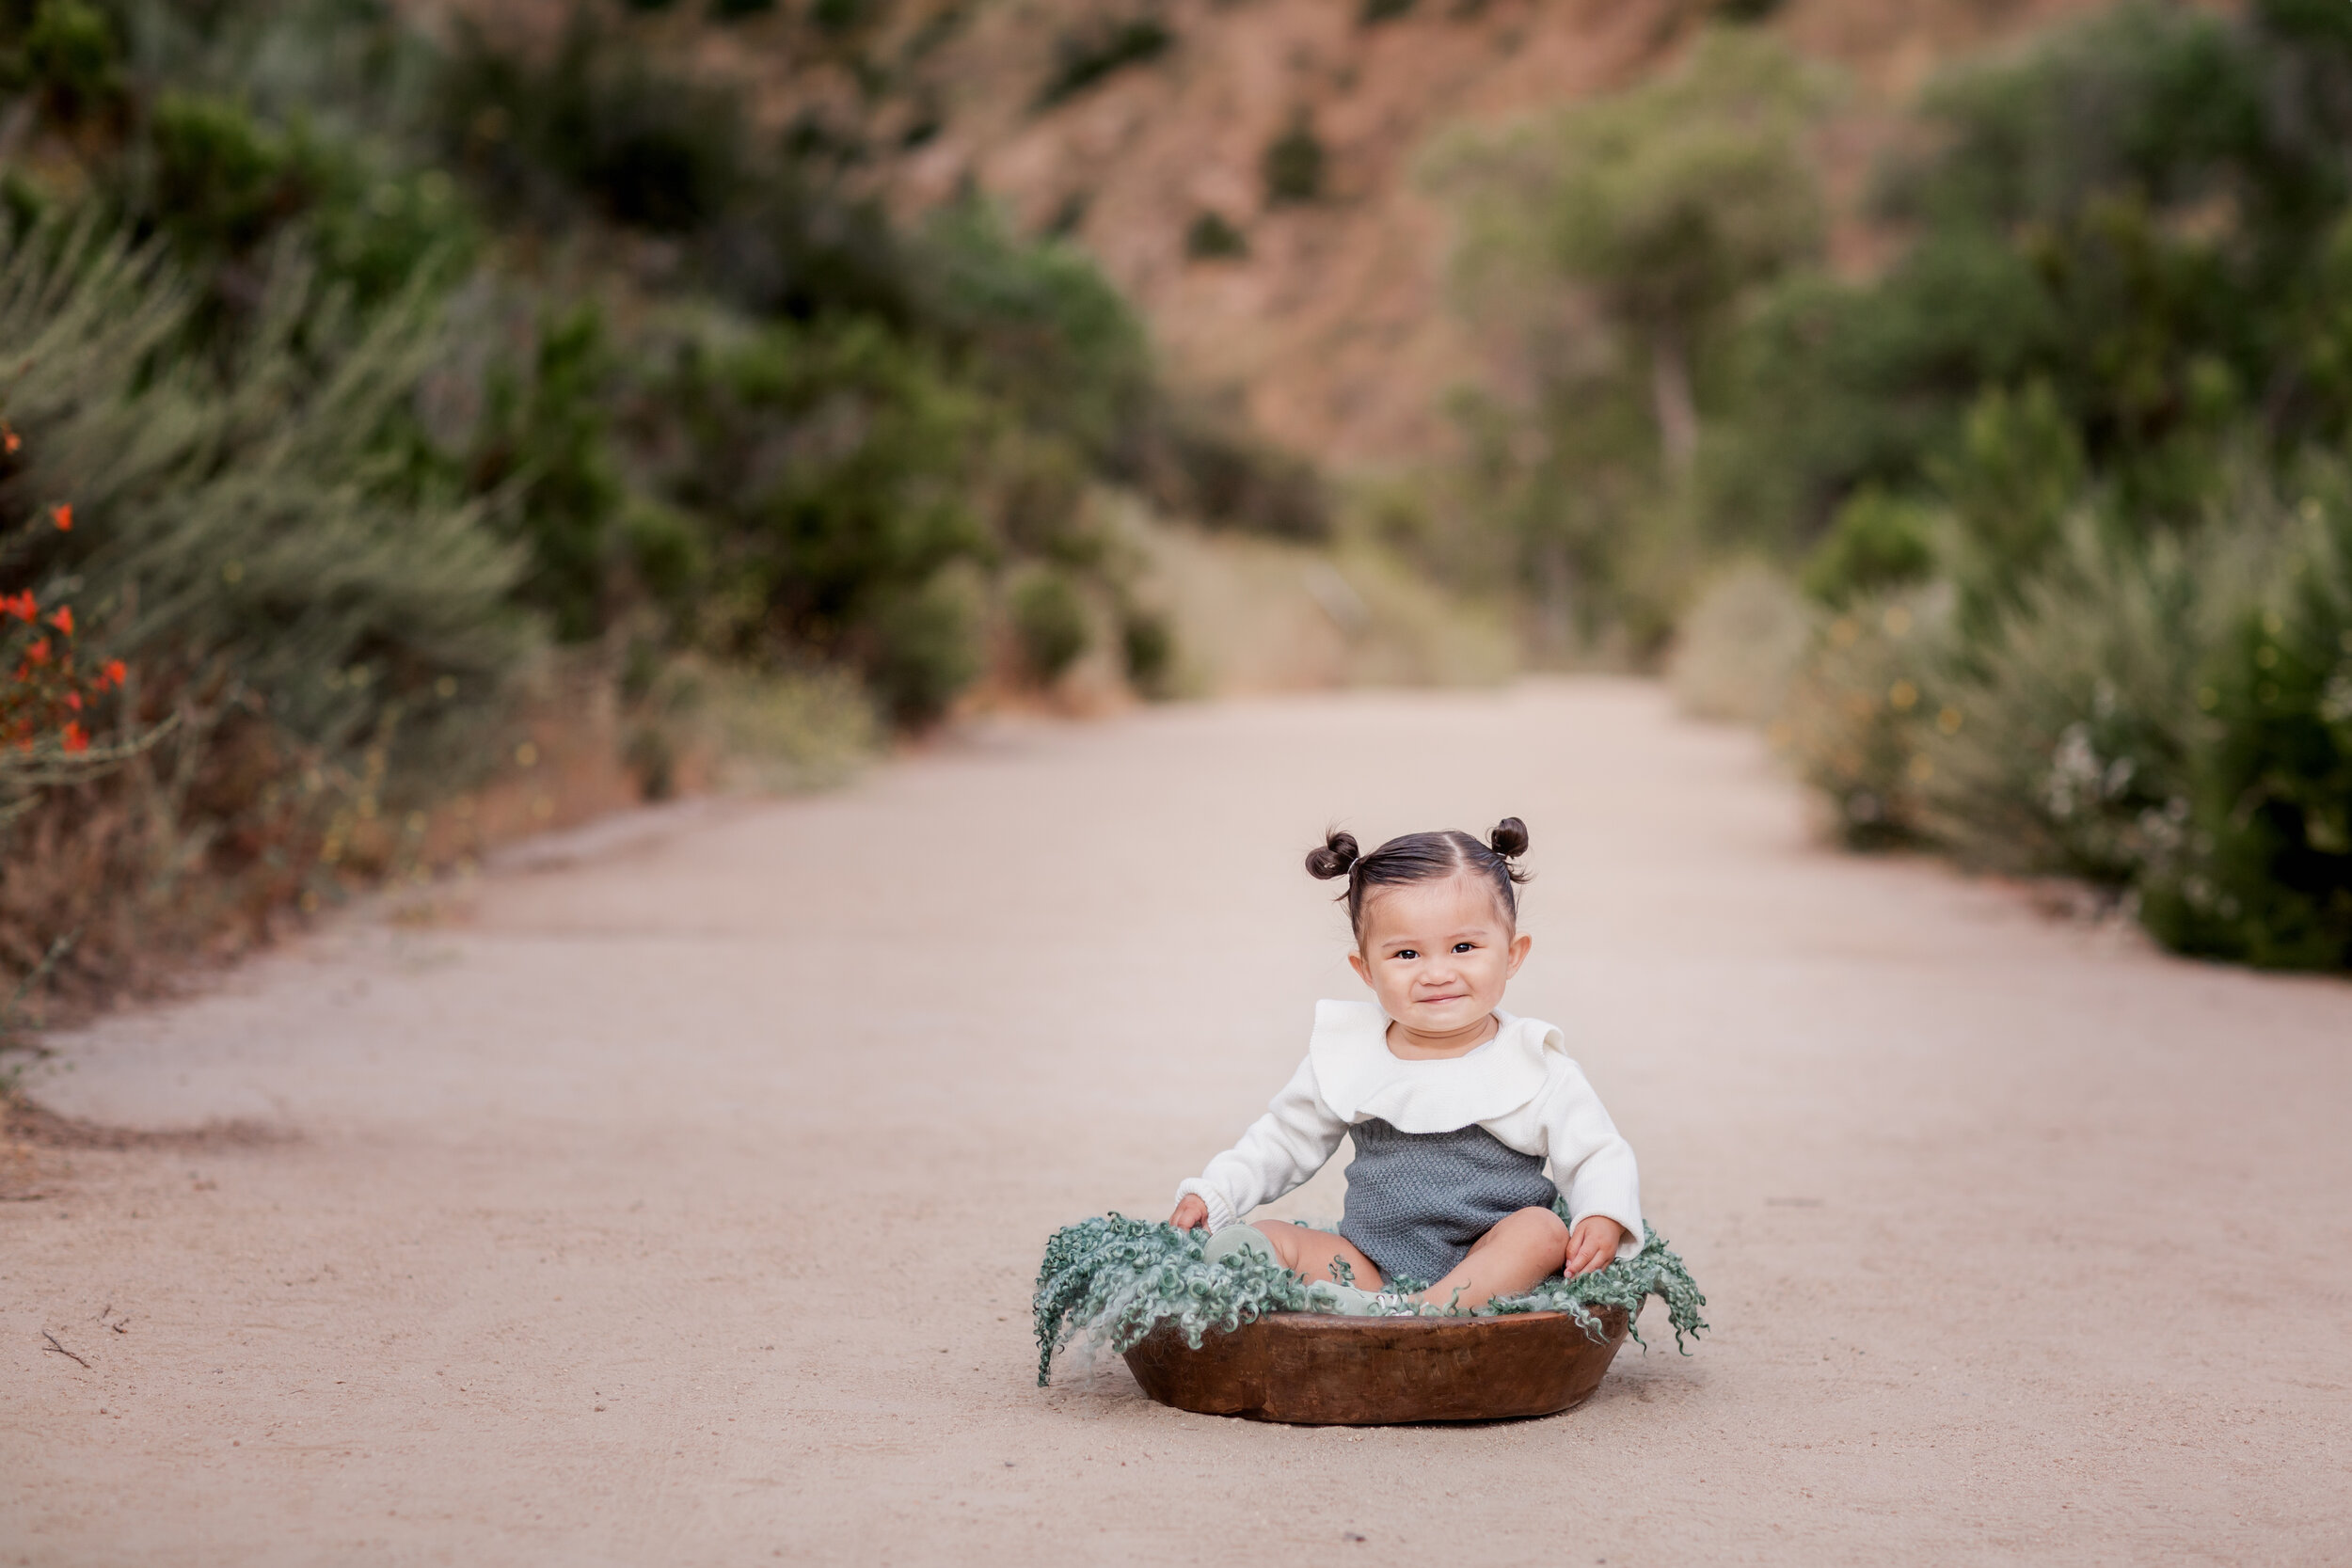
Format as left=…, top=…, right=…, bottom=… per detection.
left=1306, top=817, right=1531, bottom=941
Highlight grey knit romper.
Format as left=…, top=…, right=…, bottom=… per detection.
left=1337, top=1117, right=1559, bottom=1287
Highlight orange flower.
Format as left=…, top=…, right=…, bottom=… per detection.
left=61, top=721, right=87, bottom=753
left=48, top=605, right=72, bottom=635
left=51, top=503, right=71, bottom=532
left=2, top=424, right=18, bottom=454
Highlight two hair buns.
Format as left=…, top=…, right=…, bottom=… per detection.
left=1304, top=817, right=1529, bottom=880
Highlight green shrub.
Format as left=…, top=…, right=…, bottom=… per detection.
left=1136, top=400, right=1328, bottom=539
left=915, top=198, right=1154, bottom=464
left=811, top=0, right=871, bottom=33
left=651, top=316, right=990, bottom=708
left=138, top=93, right=473, bottom=304
left=21, top=0, right=119, bottom=122
left=1913, top=523, right=2217, bottom=887
left=0, top=220, right=537, bottom=996
left=468, top=304, right=627, bottom=642
left=866, top=567, right=980, bottom=724
left=437, top=17, right=748, bottom=235
left=1779, top=587, right=1952, bottom=848
left=0, top=222, right=533, bottom=771
left=1263, top=116, right=1326, bottom=205
left=1036, top=16, right=1171, bottom=110
left=1184, top=211, right=1248, bottom=261
left=1800, top=488, right=1939, bottom=606
left=1009, top=567, right=1089, bottom=684
left=1120, top=607, right=1173, bottom=697
left=2142, top=502, right=2352, bottom=966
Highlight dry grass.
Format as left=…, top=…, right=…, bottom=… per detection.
left=1667, top=562, right=1814, bottom=723
left=1121, top=499, right=1517, bottom=694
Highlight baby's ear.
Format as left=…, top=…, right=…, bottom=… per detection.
left=1506, top=930, right=1533, bottom=974
left=1346, top=948, right=1373, bottom=986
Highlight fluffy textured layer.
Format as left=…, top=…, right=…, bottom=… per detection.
left=1032, top=1204, right=1707, bottom=1386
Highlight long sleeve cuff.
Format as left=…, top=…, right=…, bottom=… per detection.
left=1173, top=1178, right=1240, bottom=1233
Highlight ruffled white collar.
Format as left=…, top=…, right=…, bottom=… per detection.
left=1306, top=999, right=1562, bottom=1133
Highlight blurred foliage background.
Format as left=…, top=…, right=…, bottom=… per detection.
left=0, top=0, right=1330, bottom=1008
left=1415, top=3, right=2352, bottom=972
left=2, top=0, right=2348, bottom=1009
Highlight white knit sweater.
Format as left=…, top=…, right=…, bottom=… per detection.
left=1175, top=1000, right=1645, bottom=1261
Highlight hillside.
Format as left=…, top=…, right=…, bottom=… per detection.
left=435, top=0, right=2122, bottom=467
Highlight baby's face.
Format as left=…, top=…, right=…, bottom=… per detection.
left=1346, top=871, right=1530, bottom=1037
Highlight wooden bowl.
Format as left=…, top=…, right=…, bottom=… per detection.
left=1120, top=1305, right=1629, bottom=1426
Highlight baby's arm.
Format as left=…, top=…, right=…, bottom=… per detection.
left=1169, top=1055, right=1347, bottom=1232
left=1538, top=1059, right=1643, bottom=1272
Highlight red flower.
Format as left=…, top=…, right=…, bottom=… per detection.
left=100, top=657, right=126, bottom=689
left=51, top=504, right=71, bottom=532
left=48, top=605, right=72, bottom=635
left=2, top=427, right=19, bottom=454
left=64, top=690, right=81, bottom=711
left=61, top=721, right=87, bottom=753
left=1, top=592, right=33, bottom=621
left=26, top=638, right=48, bottom=665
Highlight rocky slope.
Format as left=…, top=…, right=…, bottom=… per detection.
left=448, top=0, right=2118, bottom=467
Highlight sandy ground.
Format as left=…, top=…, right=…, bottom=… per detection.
left=5, top=679, right=2350, bottom=1565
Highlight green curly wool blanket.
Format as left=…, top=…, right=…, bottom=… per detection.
left=1032, top=1206, right=1707, bottom=1386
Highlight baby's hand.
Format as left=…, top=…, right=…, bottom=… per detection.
left=1168, top=1195, right=1210, bottom=1232
left=1564, top=1215, right=1628, bottom=1277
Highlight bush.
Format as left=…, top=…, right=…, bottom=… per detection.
left=0, top=222, right=537, bottom=997
left=437, top=16, right=749, bottom=235
left=467, top=303, right=627, bottom=643
left=2142, top=502, right=2352, bottom=966
left=915, top=198, right=1154, bottom=464
left=20, top=0, right=120, bottom=124
left=1120, top=607, right=1173, bottom=697
left=649, top=315, right=991, bottom=710
left=0, top=223, right=532, bottom=769
left=135, top=93, right=474, bottom=305
left=1790, top=490, right=2352, bottom=971
left=1009, top=567, right=1089, bottom=684
left=1036, top=16, right=1172, bottom=110
left=1778, top=586, right=1953, bottom=848
left=1799, top=488, right=1939, bottom=606
left=866, top=567, right=980, bottom=725
left=1136, top=400, right=1328, bottom=539
left=1184, top=211, right=1248, bottom=261
left=1912, top=523, right=2217, bottom=888
left=1263, top=116, right=1326, bottom=205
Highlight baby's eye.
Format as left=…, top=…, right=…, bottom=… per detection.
left=1392, top=948, right=1418, bottom=960
left=1453, top=942, right=1476, bottom=954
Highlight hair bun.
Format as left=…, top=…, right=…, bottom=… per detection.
left=1305, top=828, right=1360, bottom=880
left=1489, top=816, right=1530, bottom=859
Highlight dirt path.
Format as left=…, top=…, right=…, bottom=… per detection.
left=6, top=680, right=2348, bottom=1565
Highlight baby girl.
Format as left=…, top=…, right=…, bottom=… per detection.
left=1168, top=818, right=1642, bottom=1314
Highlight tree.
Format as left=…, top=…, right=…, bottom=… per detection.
left=1434, top=30, right=1829, bottom=478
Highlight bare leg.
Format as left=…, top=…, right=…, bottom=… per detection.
left=1419, top=1206, right=1568, bottom=1311
left=1250, top=1221, right=1386, bottom=1291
